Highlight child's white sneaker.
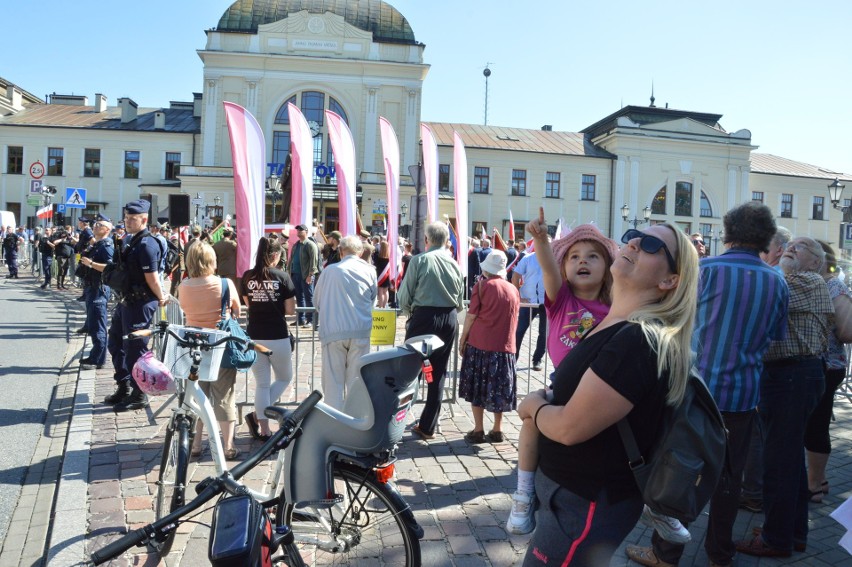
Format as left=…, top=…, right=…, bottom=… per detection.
left=640, top=505, right=691, bottom=544
left=506, top=490, right=536, bottom=535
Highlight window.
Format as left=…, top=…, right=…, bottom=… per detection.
left=546, top=172, right=561, bottom=199
left=511, top=169, right=527, bottom=196
left=581, top=174, right=595, bottom=201
left=675, top=181, right=693, bottom=216
left=651, top=186, right=667, bottom=215
left=124, top=150, right=140, bottom=179
left=472, top=221, right=488, bottom=238
left=813, top=196, right=825, bottom=220
left=439, top=164, right=450, bottom=192
left=272, top=131, right=290, bottom=168
left=699, top=223, right=713, bottom=238
left=83, top=148, right=100, bottom=178
left=844, top=198, right=851, bottom=209
left=165, top=152, right=181, bottom=180
left=6, top=146, right=23, bottom=174
left=48, top=147, right=64, bottom=176
left=780, top=194, right=793, bottom=218
left=752, top=191, right=764, bottom=203
left=700, top=191, right=713, bottom=217
left=474, top=167, right=490, bottom=194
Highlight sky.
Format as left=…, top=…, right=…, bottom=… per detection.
left=3, top=0, right=851, bottom=176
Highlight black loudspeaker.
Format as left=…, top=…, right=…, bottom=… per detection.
left=140, top=194, right=158, bottom=222
left=168, top=194, right=191, bottom=227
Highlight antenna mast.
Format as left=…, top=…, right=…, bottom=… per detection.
left=483, top=63, right=492, bottom=125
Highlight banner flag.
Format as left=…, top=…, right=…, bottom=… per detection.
left=453, top=132, right=469, bottom=278
left=492, top=228, right=507, bottom=251
left=379, top=117, right=400, bottom=282
left=222, top=101, right=265, bottom=277
left=325, top=110, right=357, bottom=236
left=447, top=219, right=459, bottom=257
left=420, top=123, right=439, bottom=222
left=508, top=209, right=515, bottom=241
left=36, top=204, right=53, bottom=219
left=286, top=102, right=315, bottom=260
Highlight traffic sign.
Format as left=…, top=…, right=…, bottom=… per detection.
left=30, top=179, right=43, bottom=194
left=26, top=195, right=41, bottom=207
left=191, top=197, right=204, bottom=206
left=65, top=187, right=87, bottom=209
left=29, top=161, right=45, bottom=179
left=57, top=204, right=67, bottom=214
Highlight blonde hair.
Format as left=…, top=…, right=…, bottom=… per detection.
left=185, top=240, right=217, bottom=278
left=628, top=223, right=699, bottom=406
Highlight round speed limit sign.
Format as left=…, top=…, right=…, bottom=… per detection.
left=30, top=161, right=45, bottom=179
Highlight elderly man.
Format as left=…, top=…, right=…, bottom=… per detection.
left=398, top=221, right=464, bottom=439
left=78, top=216, right=115, bottom=370
left=628, top=202, right=790, bottom=567
left=760, top=226, right=793, bottom=270
left=314, top=235, right=377, bottom=410
left=105, top=200, right=167, bottom=412
left=289, top=224, right=320, bottom=327
left=735, top=236, right=833, bottom=559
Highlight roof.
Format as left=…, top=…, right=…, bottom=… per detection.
left=0, top=103, right=200, bottom=133
left=0, top=76, right=44, bottom=106
left=423, top=123, right=614, bottom=159
left=750, top=153, right=851, bottom=181
left=216, top=0, right=418, bottom=44
left=582, top=105, right=725, bottom=140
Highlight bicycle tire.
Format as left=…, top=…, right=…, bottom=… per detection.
left=152, top=414, right=191, bottom=555
left=278, top=462, right=420, bottom=566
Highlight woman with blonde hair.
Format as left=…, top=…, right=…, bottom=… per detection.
left=518, top=223, right=699, bottom=566
left=179, top=240, right=242, bottom=460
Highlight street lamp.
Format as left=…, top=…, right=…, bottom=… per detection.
left=621, top=204, right=652, bottom=228
left=828, top=177, right=848, bottom=211
left=266, top=174, right=282, bottom=222
left=194, top=192, right=202, bottom=224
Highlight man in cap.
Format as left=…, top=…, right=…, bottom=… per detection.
left=325, top=230, right=342, bottom=267
left=78, top=215, right=115, bottom=370
left=105, top=199, right=167, bottom=411
left=290, top=224, right=320, bottom=327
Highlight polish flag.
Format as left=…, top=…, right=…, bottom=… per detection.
left=508, top=210, right=515, bottom=241
left=421, top=124, right=439, bottom=222
left=453, top=132, right=468, bottom=279
left=379, top=117, right=400, bottom=282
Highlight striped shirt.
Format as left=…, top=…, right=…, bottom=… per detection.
left=692, top=249, right=789, bottom=412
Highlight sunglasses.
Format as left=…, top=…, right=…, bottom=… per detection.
left=621, top=229, right=678, bottom=274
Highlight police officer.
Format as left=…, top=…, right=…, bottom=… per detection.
left=38, top=227, right=54, bottom=289
left=2, top=226, right=22, bottom=279
left=78, top=215, right=114, bottom=370
left=74, top=216, right=95, bottom=300
left=105, top=200, right=167, bottom=411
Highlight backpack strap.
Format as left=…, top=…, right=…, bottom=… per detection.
left=616, top=419, right=646, bottom=471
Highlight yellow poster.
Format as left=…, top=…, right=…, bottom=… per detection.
left=371, top=309, right=397, bottom=345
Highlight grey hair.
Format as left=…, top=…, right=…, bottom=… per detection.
left=425, top=221, right=449, bottom=247
left=338, top=235, right=363, bottom=256
left=773, top=226, right=793, bottom=247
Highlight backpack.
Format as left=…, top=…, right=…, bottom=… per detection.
left=617, top=367, right=729, bottom=524
left=103, top=231, right=147, bottom=298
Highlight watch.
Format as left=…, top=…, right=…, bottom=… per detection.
left=308, top=120, right=321, bottom=138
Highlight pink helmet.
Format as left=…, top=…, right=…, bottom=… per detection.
left=132, top=351, right=175, bottom=396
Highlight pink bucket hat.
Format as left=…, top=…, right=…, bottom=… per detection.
left=551, top=224, right=619, bottom=267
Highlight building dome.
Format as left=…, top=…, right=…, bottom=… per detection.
left=216, top=0, right=417, bottom=44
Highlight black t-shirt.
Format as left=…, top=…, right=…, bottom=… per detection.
left=241, top=268, right=297, bottom=340
left=538, top=321, right=670, bottom=503
left=38, top=235, right=54, bottom=257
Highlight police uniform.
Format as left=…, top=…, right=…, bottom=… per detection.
left=105, top=200, right=162, bottom=411
left=82, top=233, right=114, bottom=367
left=2, top=230, right=20, bottom=278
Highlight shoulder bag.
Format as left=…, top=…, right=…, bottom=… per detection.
left=218, top=277, right=257, bottom=370
left=832, top=291, right=852, bottom=343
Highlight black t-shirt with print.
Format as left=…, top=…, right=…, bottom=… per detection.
left=241, top=268, right=297, bottom=340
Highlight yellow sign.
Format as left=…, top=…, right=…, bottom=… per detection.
left=371, top=309, right=397, bottom=345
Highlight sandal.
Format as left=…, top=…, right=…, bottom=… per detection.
left=411, top=425, right=435, bottom=440
left=245, top=412, right=262, bottom=440
left=464, top=430, right=486, bottom=444
left=485, top=430, right=504, bottom=443
left=224, top=447, right=241, bottom=460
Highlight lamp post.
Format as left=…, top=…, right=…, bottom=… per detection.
left=266, top=174, right=282, bottom=223
left=828, top=177, right=848, bottom=212
left=621, top=204, right=651, bottom=229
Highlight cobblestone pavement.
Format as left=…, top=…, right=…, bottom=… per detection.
left=10, top=280, right=852, bottom=567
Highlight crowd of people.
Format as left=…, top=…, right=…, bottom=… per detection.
left=5, top=196, right=851, bottom=566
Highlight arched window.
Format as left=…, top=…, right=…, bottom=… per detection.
left=700, top=191, right=713, bottom=217
left=651, top=186, right=666, bottom=215
left=675, top=181, right=693, bottom=216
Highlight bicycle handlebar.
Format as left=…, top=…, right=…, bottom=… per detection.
left=90, top=390, right=323, bottom=565
left=123, top=326, right=272, bottom=356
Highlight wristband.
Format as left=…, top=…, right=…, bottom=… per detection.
left=534, top=403, right=549, bottom=430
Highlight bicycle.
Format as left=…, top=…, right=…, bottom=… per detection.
left=126, top=322, right=437, bottom=565
left=91, top=392, right=323, bottom=566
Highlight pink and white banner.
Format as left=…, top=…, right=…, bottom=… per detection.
left=325, top=110, right=357, bottom=236
left=223, top=101, right=265, bottom=277
left=287, top=102, right=315, bottom=257
left=420, top=123, right=439, bottom=223
left=508, top=209, right=515, bottom=241
left=379, top=117, right=400, bottom=282
left=453, top=131, right=468, bottom=279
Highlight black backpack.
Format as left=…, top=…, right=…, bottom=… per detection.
left=617, top=367, right=729, bottom=523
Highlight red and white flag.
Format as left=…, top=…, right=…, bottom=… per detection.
left=286, top=103, right=315, bottom=259
left=36, top=204, right=52, bottom=219
left=223, top=102, right=265, bottom=278
left=453, top=132, right=468, bottom=279
left=420, top=123, right=439, bottom=223
left=379, top=117, right=400, bottom=282
left=325, top=110, right=357, bottom=236
left=508, top=209, right=515, bottom=241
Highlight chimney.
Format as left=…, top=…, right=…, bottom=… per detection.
left=118, top=97, right=138, bottom=123
left=6, top=86, right=23, bottom=111
left=94, top=93, right=107, bottom=113
left=541, top=125, right=553, bottom=131
left=154, top=111, right=166, bottom=130
left=193, top=92, right=202, bottom=118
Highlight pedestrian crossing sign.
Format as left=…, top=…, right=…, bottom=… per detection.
left=65, top=187, right=87, bottom=209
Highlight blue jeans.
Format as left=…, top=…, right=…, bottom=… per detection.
left=107, top=298, right=157, bottom=385
left=42, top=256, right=53, bottom=286
left=86, top=286, right=112, bottom=365
left=760, top=356, right=824, bottom=551
left=292, top=275, right=315, bottom=324
left=515, top=304, right=546, bottom=364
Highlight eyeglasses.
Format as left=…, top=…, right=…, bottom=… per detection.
left=621, top=229, right=678, bottom=274
left=788, top=242, right=819, bottom=257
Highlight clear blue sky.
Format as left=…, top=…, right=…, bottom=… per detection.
left=4, top=0, right=850, bottom=177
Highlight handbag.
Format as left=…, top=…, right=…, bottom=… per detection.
left=833, top=291, right=852, bottom=343
left=218, top=277, right=257, bottom=370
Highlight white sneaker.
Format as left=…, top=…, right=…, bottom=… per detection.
left=640, top=505, right=691, bottom=544
left=506, top=490, right=536, bottom=535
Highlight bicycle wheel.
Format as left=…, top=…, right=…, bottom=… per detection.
left=152, top=414, right=191, bottom=555
left=279, top=462, right=420, bottom=566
